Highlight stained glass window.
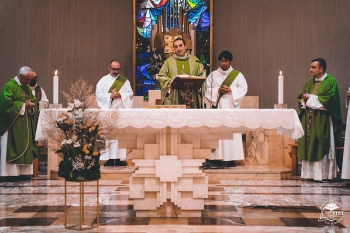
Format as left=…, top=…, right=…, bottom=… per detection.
left=135, top=0, right=211, bottom=96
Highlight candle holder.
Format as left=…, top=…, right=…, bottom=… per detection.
left=49, top=103, right=63, bottom=109
left=274, top=103, right=287, bottom=109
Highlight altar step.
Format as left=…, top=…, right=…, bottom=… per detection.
left=49, top=165, right=292, bottom=180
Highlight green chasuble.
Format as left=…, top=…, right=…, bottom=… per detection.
left=0, top=78, right=38, bottom=164
left=297, top=74, right=342, bottom=162
left=158, top=53, right=206, bottom=108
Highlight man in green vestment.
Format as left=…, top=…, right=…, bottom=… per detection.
left=297, top=58, right=342, bottom=181
left=158, top=37, right=206, bottom=108
left=0, top=66, right=38, bottom=180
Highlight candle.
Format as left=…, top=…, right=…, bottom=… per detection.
left=278, top=71, right=284, bottom=104
left=53, top=70, right=59, bottom=104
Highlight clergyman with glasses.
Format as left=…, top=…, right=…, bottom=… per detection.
left=95, top=59, right=133, bottom=166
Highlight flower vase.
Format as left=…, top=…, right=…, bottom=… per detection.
left=58, top=154, right=101, bottom=181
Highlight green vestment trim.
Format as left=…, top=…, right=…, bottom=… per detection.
left=176, top=60, right=191, bottom=75
left=108, top=75, right=127, bottom=93
left=0, top=78, right=38, bottom=164
left=296, top=74, right=343, bottom=162
left=212, top=69, right=240, bottom=109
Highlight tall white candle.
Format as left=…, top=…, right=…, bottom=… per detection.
left=278, top=71, right=284, bottom=104
left=53, top=70, right=59, bottom=104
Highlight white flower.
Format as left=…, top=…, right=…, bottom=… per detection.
left=71, top=135, right=78, bottom=142
left=73, top=141, right=80, bottom=147
left=61, top=139, right=73, bottom=145
left=73, top=99, right=83, bottom=108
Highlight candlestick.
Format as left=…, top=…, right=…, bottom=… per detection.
left=278, top=71, right=284, bottom=104
left=53, top=70, right=59, bottom=104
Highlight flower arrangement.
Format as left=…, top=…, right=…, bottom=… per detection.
left=39, top=77, right=120, bottom=181
left=55, top=99, right=105, bottom=181
left=146, top=50, right=163, bottom=76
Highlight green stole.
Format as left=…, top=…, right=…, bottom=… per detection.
left=212, top=69, right=240, bottom=109
left=108, top=75, right=128, bottom=93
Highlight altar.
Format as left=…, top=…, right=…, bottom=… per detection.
left=35, top=108, right=304, bottom=217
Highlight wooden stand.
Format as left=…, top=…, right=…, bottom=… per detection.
left=172, top=75, right=206, bottom=108
left=64, top=180, right=99, bottom=230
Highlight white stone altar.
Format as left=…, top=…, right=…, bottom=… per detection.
left=36, top=108, right=303, bottom=217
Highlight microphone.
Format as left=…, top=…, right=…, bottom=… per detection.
left=196, top=60, right=212, bottom=67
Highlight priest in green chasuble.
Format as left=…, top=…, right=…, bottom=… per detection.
left=297, top=58, right=343, bottom=181
left=158, top=37, right=206, bottom=108
left=0, top=66, right=38, bottom=179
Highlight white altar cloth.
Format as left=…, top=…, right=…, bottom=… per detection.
left=36, top=108, right=304, bottom=141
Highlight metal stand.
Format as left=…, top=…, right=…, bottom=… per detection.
left=64, top=180, right=99, bottom=230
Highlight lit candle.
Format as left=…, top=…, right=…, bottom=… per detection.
left=278, top=71, right=284, bottom=104
left=53, top=70, right=59, bottom=104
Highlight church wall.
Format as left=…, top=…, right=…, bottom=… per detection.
left=0, top=0, right=349, bottom=123
left=213, top=0, right=350, bottom=122
left=0, top=0, right=133, bottom=107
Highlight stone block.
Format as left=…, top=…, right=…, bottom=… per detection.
left=193, top=149, right=211, bottom=159
left=180, top=192, right=204, bottom=210
left=177, top=144, right=193, bottom=159
left=133, top=192, right=158, bottom=210
left=144, top=144, right=160, bottom=159
left=177, top=177, right=193, bottom=191
left=144, top=177, right=160, bottom=191
left=200, top=140, right=218, bottom=149
left=193, top=176, right=208, bottom=198
left=127, top=149, right=144, bottom=159
left=129, top=177, right=145, bottom=198
left=156, top=156, right=182, bottom=182
left=137, top=133, right=156, bottom=149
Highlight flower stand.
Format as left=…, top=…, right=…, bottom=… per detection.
left=64, top=179, right=99, bottom=230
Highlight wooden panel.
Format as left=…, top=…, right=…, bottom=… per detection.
left=0, top=0, right=133, bottom=106
left=213, top=0, right=350, bottom=122
left=1, top=0, right=350, bottom=122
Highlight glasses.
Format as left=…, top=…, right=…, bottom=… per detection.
left=111, top=68, right=121, bottom=71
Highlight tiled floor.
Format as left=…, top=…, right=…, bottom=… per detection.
left=0, top=178, right=350, bottom=232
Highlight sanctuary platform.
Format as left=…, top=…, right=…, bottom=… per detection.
left=48, top=164, right=293, bottom=181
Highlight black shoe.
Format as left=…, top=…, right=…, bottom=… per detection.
left=227, top=161, right=236, bottom=167
left=115, top=159, right=126, bottom=166
left=104, top=159, right=115, bottom=166
left=19, top=175, right=32, bottom=181
left=1, top=176, right=20, bottom=182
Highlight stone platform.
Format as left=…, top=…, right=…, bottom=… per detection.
left=48, top=165, right=292, bottom=180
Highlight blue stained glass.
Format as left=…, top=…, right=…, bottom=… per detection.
left=137, top=10, right=146, bottom=21
left=149, top=9, right=163, bottom=24
left=136, top=0, right=210, bottom=96
left=137, top=23, right=152, bottom=38
left=186, top=0, right=205, bottom=9
left=188, top=5, right=206, bottom=24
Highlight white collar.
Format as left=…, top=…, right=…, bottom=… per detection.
left=14, top=76, right=22, bottom=86
left=315, top=73, right=327, bottom=82
left=109, top=74, right=120, bottom=80
left=217, top=66, right=233, bottom=76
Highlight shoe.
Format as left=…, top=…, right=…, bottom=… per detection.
left=19, top=175, right=32, bottom=181
left=104, top=159, right=115, bottom=166
left=115, top=159, right=126, bottom=166
left=227, top=161, right=236, bottom=167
